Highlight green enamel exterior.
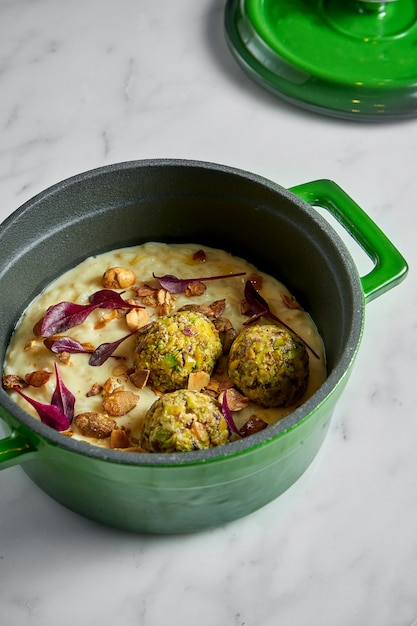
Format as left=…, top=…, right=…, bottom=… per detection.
left=0, top=161, right=408, bottom=533
left=225, top=0, right=417, bottom=119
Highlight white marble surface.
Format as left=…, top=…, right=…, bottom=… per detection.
left=0, top=1, right=416, bottom=624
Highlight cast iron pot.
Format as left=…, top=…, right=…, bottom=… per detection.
left=0, top=160, right=408, bottom=534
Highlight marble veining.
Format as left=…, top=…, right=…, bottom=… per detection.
left=1, top=1, right=417, bottom=625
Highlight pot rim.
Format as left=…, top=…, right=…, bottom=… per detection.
left=0, top=158, right=365, bottom=467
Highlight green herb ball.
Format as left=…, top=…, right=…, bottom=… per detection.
left=140, top=390, right=229, bottom=453
left=228, top=324, right=309, bottom=408
left=134, top=310, right=222, bottom=392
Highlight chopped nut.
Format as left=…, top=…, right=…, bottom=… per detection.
left=25, top=370, right=53, bottom=387
left=110, top=428, right=130, bottom=449
left=239, top=415, right=268, bottom=438
left=156, top=289, right=175, bottom=316
left=102, top=267, right=136, bottom=289
left=135, top=284, right=158, bottom=298
left=185, top=281, right=206, bottom=297
left=188, top=371, right=211, bottom=392
left=219, top=387, right=250, bottom=411
left=128, top=368, right=150, bottom=389
left=208, top=300, right=226, bottom=318
left=94, top=309, right=119, bottom=330
left=141, top=293, right=159, bottom=307
left=213, top=316, right=232, bottom=332
left=2, top=374, right=28, bottom=389
left=125, top=307, right=149, bottom=331
left=179, top=303, right=212, bottom=316
left=102, top=377, right=121, bottom=395
left=55, top=352, right=71, bottom=364
left=73, top=412, right=116, bottom=438
left=86, top=382, right=103, bottom=397
left=178, top=299, right=225, bottom=319
left=192, top=249, right=207, bottom=263
left=102, top=390, right=139, bottom=416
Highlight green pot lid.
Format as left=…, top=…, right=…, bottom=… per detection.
left=224, top=0, right=417, bottom=120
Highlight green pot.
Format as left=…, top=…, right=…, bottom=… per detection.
left=0, top=160, right=407, bottom=533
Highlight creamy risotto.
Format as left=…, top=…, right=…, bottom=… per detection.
left=3, top=242, right=327, bottom=452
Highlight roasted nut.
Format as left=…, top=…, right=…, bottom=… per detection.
left=220, top=387, right=250, bottom=411
left=125, top=308, right=149, bottom=331
left=94, top=309, right=119, bottom=330
left=73, top=412, right=116, bottom=438
left=192, top=249, right=207, bottom=263
left=86, top=382, right=103, bottom=397
left=2, top=374, right=28, bottom=389
left=110, top=428, right=129, bottom=449
left=25, top=370, right=53, bottom=387
left=179, top=299, right=226, bottom=319
left=128, top=368, right=150, bottom=389
left=102, top=267, right=136, bottom=289
left=188, top=371, right=211, bottom=392
left=185, top=281, right=206, bottom=297
left=102, top=390, right=139, bottom=416
left=102, top=377, right=120, bottom=395
left=239, top=415, right=268, bottom=438
left=156, top=289, right=175, bottom=316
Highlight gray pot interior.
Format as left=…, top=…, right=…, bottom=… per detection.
left=0, top=159, right=363, bottom=455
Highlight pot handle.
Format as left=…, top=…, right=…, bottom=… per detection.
left=0, top=406, right=38, bottom=469
left=0, top=429, right=36, bottom=469
left=289, top=179, right=408, bottom=303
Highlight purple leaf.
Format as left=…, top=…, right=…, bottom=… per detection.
left=40, top=289, right=144, bottom=337
left=221, top=393, right=241, bottom=436
left=47, top=336, right=93, bottom=355
left=244, top=281, right=319, bottom=359
left=153, top=271, right=246, bottom=294
left=40, top=301, right=98, bottom=337
left=51, top=362, right=75, bottom=421
left=13, top=386, right=71, bottom=431
left=88, top=332, right=135, bottom=366
left=88, top=289, right=142, bottom=310
left=243, top=280, right=271, bottom=318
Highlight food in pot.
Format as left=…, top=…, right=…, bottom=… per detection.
left=134, top=311, right=223, bottom=393
left=2, top=242, right=327, bottom=452
left=140, top=389, right=229, bottom=452
left=228, top=325, right=309, bottom=407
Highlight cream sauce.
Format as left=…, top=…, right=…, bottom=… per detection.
left=4, top=242, right=327, bottom=449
